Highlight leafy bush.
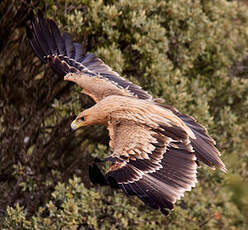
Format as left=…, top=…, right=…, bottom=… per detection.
left=1, top=0, right=248, bottom=229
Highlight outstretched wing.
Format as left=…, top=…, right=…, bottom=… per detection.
left=105, top=117, right=198, bottom=215
left=26, top=10, right=152, bottom=101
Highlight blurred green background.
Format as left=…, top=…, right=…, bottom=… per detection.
left=0, top=0, right=248, bottom=229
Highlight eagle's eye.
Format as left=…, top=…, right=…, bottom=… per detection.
left=71, top=117, right=86, bottom=130
left=78, top=117, right=84, bottom=122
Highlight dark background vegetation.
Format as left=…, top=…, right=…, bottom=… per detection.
left=0, top=0, right=248, bottom=229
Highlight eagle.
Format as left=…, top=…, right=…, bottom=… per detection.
left=26, top=11, right=226, bottom=215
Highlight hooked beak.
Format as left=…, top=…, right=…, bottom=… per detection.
left=71, top=119, right=85, bottom=130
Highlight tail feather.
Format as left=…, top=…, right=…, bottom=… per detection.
left=156, top=103, right=226, bottom=172
left=177, top=114, right=226, bottom=171
left=191, top=137, right=226, bottom=171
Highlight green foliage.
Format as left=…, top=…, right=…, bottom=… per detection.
left=1, top=0, right=248, bottom=229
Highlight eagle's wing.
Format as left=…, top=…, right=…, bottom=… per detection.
left=105, top=117, right=198, bottom=215
left=26, top=11, right=152, bottom=101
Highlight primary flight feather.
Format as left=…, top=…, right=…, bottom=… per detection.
left=26, top=10, right=226, bottom=215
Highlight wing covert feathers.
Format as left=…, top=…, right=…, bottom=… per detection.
left=106, top=118, right=198, bottom=215
left=27, top=10, right=152, bottom=100
left=104, top=100, right=225, bottom=215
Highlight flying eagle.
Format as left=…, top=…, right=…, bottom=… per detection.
left=26, top=11, right=226, bottom=215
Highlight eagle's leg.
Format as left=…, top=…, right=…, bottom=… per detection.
left=88, top=162, right=108, bottom=186
left=89, top=157, right=120, bottom=189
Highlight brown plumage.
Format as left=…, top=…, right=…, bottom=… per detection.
left=27, top=11, right=226, bottom=215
